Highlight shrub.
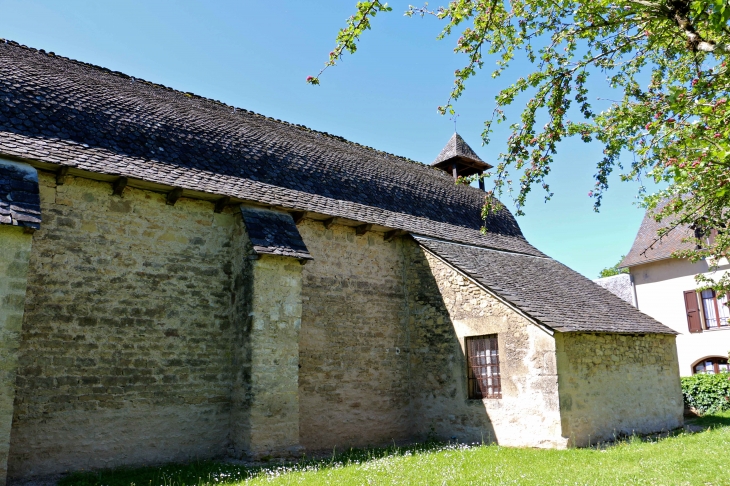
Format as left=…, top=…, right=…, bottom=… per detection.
left=681, top=372, right=730, bottom=415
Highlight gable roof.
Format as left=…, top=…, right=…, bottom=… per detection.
left=0, top=40, right=674, bottom=335
left=0, top=40, right=541, bottom=257
left=416, top=236, right=674, bottom=334
left=620, top=202, right=694, bottom=268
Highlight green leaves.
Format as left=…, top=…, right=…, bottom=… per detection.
left=682, top=372, right=730, bottom=415
left=319, top=0, right=730, bottom=295
left=306, top=1, right=392, bottom=85
left=598, top=256, right=629, bottom=278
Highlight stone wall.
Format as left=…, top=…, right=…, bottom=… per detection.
left=593, top=274, right=635, bottom=306
left=555, top=332, right=683, bottom=446
left=0, top=226, right=32, bottom=485
left=405, top=245, right=567, bottom=448
left=297, top=221, right=412, bottom=451
left=232, top=253, right=303, bottom=459
left=8, top=173, right=239, bottom=477
left=0, top=170, right=686, bottom=479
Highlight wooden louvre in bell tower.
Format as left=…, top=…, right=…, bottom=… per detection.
left=431, top=133, right=492, bottom=190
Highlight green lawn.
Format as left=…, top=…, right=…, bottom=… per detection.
left=61, top=413, right=730, bottom=486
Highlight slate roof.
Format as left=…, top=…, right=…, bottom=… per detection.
left=620, top=202, right=694, bottom=268
left=415, top=236, right=675, bottom=334
left=432, top=133, right=487, bottom=167
left=0, top=40, right=672, bottom=335
left=0, top=40, right=541, bottom=257
left=0, top=159, right=41, bottom=229
left=240, top=207, right=312, bottom=260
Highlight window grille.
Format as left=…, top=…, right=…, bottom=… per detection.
left=466, top=335, right=501, bottom=399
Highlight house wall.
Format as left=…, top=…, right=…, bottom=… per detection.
left=405, top=246, right=567, bottom=448
left=8, top=173, right=239, bottom=478
left=631, top=258, right=730, bottom=375
left=555, top=332, right=683, bottom=446
left=297, top=221, right=412, bottom=451
left=0, top=226, right=33, bottom=485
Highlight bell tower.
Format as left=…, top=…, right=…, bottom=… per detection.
left=431, top=133, right=491, bottom=190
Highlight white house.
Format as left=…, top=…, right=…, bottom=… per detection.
left=619, top=207, right=730, bottom=376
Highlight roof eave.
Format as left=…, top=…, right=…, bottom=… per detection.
left=431, top=157, right=493, bottom=174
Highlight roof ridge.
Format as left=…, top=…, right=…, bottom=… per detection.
left=0, top=38, right=437, bottom=171
left=412, top=234, right=548, bottom=259
left=1, top=38, right=531, bottom=245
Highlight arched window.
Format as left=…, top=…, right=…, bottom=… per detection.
left=693, top=357, right=729, bottom=375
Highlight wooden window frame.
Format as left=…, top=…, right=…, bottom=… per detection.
left=684, top=289, right=730, bottom=332
left=700, top=290, right=730, bottom=329
left=466, top=334, right=502, bottom=399
left=693, top=356, right=730, bottom=375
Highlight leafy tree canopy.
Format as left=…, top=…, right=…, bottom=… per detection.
left=598, top=255, right=630, bottom=278
left=309, top=0, right=730, bottom=294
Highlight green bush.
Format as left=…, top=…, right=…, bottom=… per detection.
left=681, top=372, right=730, bottom=414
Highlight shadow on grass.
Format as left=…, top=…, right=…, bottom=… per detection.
left=686, top=409, right=730, bottom=428
left=58, top=412, right=730, bottom=486
left=59, top=440, right=449, bottom=486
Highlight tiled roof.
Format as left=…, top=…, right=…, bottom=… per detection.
left=0, top=41, right=669, bottom=335
left=415, top=236, right=675, bottom=334
left=432, top=133, right=486, bottom=166
left=0, top=40, right=544, bottom=257
left=0, top=158, right=41, bottom=229
left=240, top=207, right=312, bottom=260
left=619, top=202, right=694, bottom=268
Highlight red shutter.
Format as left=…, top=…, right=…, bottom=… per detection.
left=684, top=290, right=703, bottom=333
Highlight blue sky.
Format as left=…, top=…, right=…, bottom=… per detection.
left=0, top=0, right=653, bottom=277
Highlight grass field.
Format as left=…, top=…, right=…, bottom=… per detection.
left=61, top=413, right=730, bottom=486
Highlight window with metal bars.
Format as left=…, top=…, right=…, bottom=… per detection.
left=466, top=334, right=501, bottom=399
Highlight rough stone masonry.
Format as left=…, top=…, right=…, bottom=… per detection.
left=0, top=170, right=683, bottom=479
left=0, top=41, right=683, bottom=482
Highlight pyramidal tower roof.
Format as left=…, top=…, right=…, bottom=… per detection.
left=430, top=133, right=492, bottom=180
left=432, top=133, right=485, bottom=166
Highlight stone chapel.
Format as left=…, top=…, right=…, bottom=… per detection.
left=0, top=41, right=683, bottom=482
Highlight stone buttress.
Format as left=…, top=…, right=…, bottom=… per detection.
left=231, top=207, right=312, bottom=459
